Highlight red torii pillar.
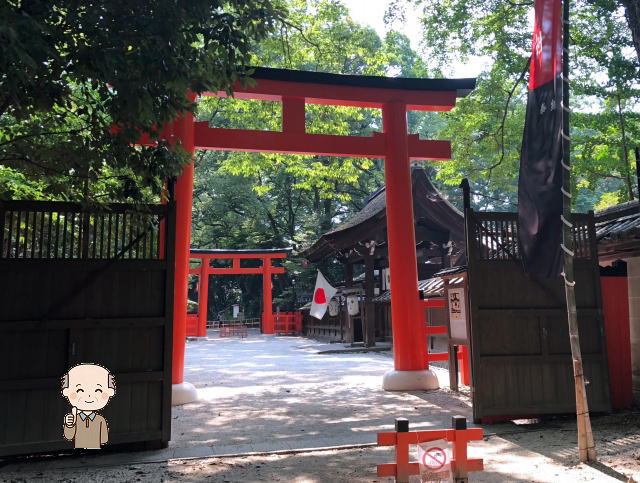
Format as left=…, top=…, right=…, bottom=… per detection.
left=170, top=96, right=199, bottom=405
left=189, top=250, right=289, bottom=335
left=262, top=259, right=274, bottom=334
left=197, top=259, right=209, bottom=337
left=119, top=97, right=200, bottom=404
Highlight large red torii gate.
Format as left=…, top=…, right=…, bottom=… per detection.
left=163, top=68, right=475, bottom=403
left=188, top=248, right=291, bottom=336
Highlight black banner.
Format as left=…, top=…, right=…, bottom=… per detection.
left=518, top=78, right=563, bottom=277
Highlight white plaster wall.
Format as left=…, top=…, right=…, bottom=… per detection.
left=626, top=257, right=640, bottom=401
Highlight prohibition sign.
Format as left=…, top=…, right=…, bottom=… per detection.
left=421, top=446, right=448, bottom=470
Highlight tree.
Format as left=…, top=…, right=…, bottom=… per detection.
left=0, top=0, right=285, bottom=201
left=387, top=0, right=639, bottom=211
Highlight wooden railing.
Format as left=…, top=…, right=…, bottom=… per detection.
left=469, top=211, right=593, bottom=261
left=0, top=200, right=168, bottom=260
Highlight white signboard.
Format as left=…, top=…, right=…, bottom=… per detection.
left=416, top=439, right=452, bottom=482
left=232, top=304, right=240, bottom=319
left=448, top=287, right=467, bottom=340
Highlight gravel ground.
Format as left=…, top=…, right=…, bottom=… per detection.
left=1, top=331, right=638, bottom=482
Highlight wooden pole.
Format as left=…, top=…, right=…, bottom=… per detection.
left=561, top=0, right=596, bottom=462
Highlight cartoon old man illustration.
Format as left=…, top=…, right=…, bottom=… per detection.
left=61, top=363, right=115, bottom=449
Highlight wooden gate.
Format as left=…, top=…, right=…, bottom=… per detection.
left=466, top=210, right=610, bottom=422
left=0, top=200, right=175, bottom=456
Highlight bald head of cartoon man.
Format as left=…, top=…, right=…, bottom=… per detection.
left=62, top=364, right=115, bottom=411
left=61, top=364, right=115, bottom=449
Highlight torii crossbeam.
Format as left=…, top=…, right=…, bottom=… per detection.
left=159, top=68, right=475, bottom=403
left=189, top=248, right=291, bottom=336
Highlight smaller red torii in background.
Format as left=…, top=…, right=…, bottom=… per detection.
left=188, top=248, right=291, bottom=335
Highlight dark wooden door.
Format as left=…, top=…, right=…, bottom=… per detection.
left=0, top=201, right=175, bottom=456
left=465, top=211, right=611, bottom=422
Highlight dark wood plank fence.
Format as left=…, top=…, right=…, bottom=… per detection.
left=465, top=210, right=610, bottom=422
left=0, top=200, right=175, bottom=457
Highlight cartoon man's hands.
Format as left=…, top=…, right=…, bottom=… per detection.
left=64, top=407, right=77, bottom=427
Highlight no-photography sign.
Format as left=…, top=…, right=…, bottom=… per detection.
left=416, top=439, right=452, bottom=482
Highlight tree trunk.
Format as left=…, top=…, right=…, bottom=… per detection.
left=616, top=93, right=634, bottom=200
left=620, top=0, right=640, bottom=65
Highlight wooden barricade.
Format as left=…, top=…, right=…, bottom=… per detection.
left=274, top=311, right=302, bottom=335
left=377, top=417, right=483, bottom=483
left=186, top=313, right=199, bottom=337
left=219, top=324, right=248, bottom=338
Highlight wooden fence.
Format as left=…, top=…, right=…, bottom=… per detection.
left=0, top=200, right=175, bottom=457
left=465, top=210, right=610, bottom=422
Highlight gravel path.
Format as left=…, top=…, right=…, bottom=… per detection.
left=1, top=331, right=638, bottom=482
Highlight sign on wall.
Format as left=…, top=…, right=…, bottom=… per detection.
left=346, top=294, right=360, bottom=315
left=448, top=287, right=467, bottom=340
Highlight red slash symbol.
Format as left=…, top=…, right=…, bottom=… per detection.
left=421, top=446, right=447, bottom=470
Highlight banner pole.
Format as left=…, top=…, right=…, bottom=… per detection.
left=560, top=0, right=597, bottom=463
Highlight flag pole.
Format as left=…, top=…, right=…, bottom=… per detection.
left=560, top=0, right=597, bottom=463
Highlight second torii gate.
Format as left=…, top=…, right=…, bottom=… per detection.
left=188, top=248, right=291, bottom=335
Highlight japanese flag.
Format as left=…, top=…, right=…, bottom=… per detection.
left=310, top=271, right=337, bottom=320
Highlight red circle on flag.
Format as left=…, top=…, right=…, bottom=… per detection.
left=314, top=288, right=326, bottom=304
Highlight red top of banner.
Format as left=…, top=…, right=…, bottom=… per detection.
left=529, top=0, right=563, bottom=90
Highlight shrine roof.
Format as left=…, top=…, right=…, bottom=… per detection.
left=301, top=168, right=465, bottom=262
left=248, top=67, right=476, bottom=98
left=595, top=200, right=640, bottom=260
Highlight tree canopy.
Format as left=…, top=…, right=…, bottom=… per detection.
left=0, top=0, right=285, bottom=201
left=390, top=0, right=640, bottom=210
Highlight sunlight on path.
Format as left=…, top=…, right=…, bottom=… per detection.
left=172, top=331, right=471, bottom=453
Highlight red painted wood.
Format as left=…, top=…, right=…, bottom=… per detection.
left=171, top=94, right=196, bottom=385
left=193, top=124, right=451, bottom=160
left=186, top=314, right=199, bottom=337
left=377, top=427, right=483, bottom=479
left=459, top=345, right=471, bottom=386
left=421, top=299, right=446, bottom=309
left=189, top=252, right=287, bottom=335
left=203, top=79, right=457, bottom=111
left=192, top=253, right=288, bottom=259
left=197, top=259, right=209, bottom=337
left=262, top=262, right=274, bottom=334
left=383, top=101, right=426, bottom=371
left=601, top=277, right=633, bottom=409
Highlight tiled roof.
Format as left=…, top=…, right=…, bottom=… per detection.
left=372, top=276, right=464, bottom=303
left=595, top=200, right=640, bottom=242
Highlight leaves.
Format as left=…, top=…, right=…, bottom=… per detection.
left=0, top=0, right=286, bottom=201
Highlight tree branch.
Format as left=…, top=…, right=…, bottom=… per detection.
left=485, top=56, right=531, bottom=173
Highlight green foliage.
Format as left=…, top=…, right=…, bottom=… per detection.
left=389, top=0, right=640, bottom=211
left=0, top=0, right=285, bottom=201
